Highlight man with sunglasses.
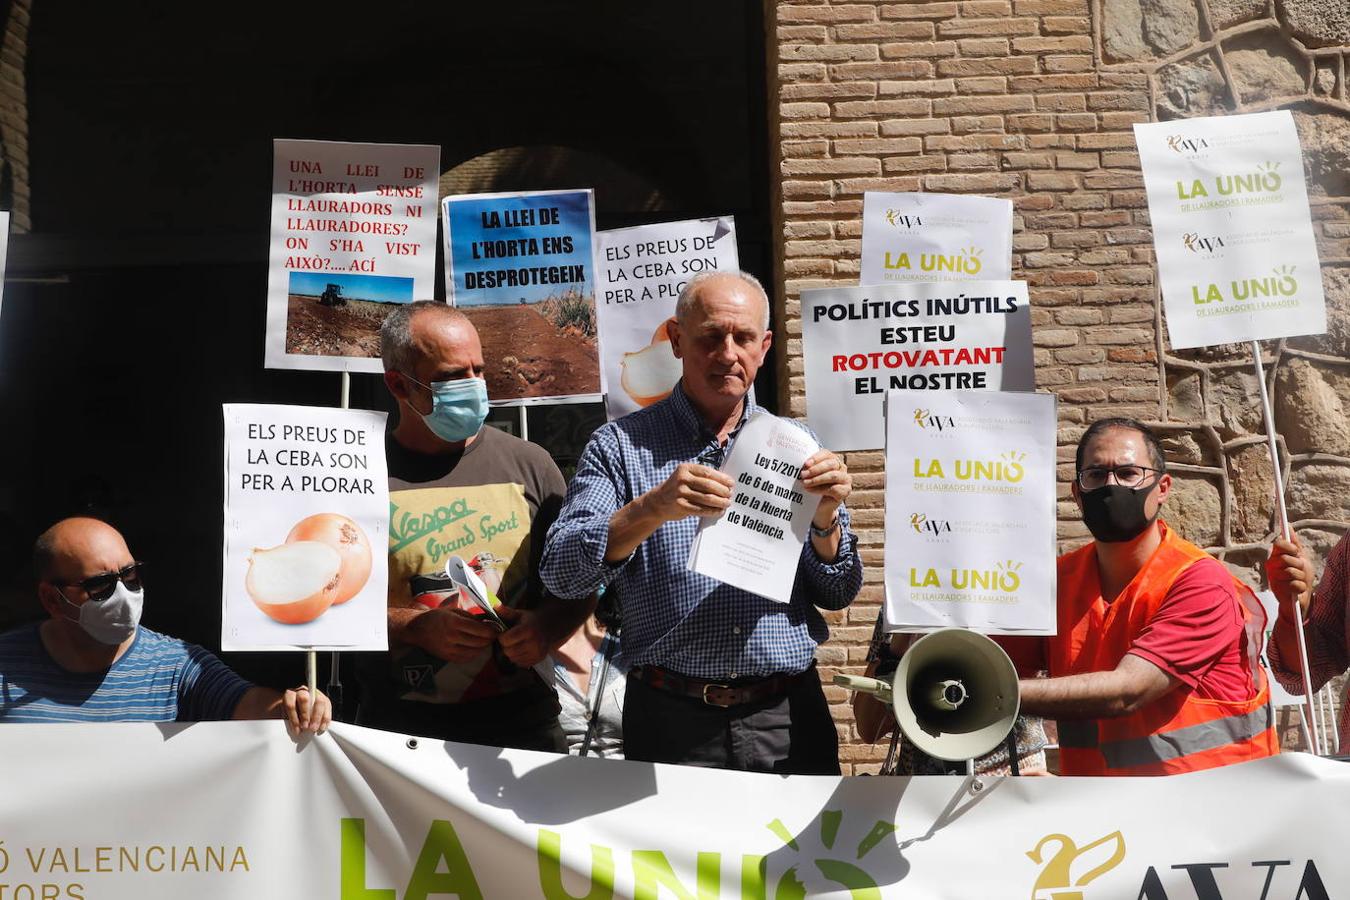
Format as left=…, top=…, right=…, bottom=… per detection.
left=1011, top=418, right=1277, bottom=775
left=0, top=517, right=330, bottom=734
left=358, top=302, right=587, bottom=751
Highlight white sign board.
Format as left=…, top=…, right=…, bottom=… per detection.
left=860, top=191, right=1013, bottom=286
left=222, top=403, right=389, bottom=651
left=1134, top=110, right=1326, bottom=349
left=265, top=139, right=440, bottom=372
left=1256, top=589, right=1307, bottom=708
left=688, top=413, right=821, bottom=603
left=595, top=217, right=739, bottom=420
left=800, top=281, right=1034, bottom=452
left=884, top=390, right=1056, bottom=635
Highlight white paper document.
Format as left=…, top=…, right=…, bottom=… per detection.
left=1134, top=110, right=1325, bottom=349
left=860, top=191, right=1013, bottom=286
left=884, top=390, right=1056, bottom=635
left=688, top=413, right=822, bottom=604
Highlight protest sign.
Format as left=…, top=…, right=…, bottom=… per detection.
left=884, top=389, right=1056, bottom=635
left=443, top=189, right=600, bottom=404
left=595, top=217, right=739, bottom=420
left=1134, top=110, right=1325, bottom=350
left=3, top=721, right=1348, bottom=899
left=264, top=139, right=440, bottom=373
left=860, top=191, right=1013, bottom=286
left=1257, top=589, right=1306, bottom=708
left=222, top=403, right=388, bottom=651
left=688, top=413, right=821, bottom=603
left=799, top=281, right=1033, bottom=452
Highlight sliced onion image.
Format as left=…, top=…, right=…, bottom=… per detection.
left=246, top=541, right=341, bottom=624
left=620, top=339, right=683, bottom=407
left=286, top=513, right=372, bottom=604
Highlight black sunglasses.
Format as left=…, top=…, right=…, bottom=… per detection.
left=59, top=562, right=145, bottom=601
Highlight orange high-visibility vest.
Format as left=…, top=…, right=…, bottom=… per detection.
left=1049, top=521, right=1278, bottom=776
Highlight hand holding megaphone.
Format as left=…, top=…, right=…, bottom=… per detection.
left=835, top=628, right=1021, bottom=763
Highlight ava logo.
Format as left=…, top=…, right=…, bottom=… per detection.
left=763, top=812, right=898, bottom=899
left=1166, top=134, right=1208, bottom=155
left=1027, top=831, right=1126, bottom=900
left=910, top=513, right=951, bottom=535
left=1181, top=232, right=1225, bottom=254
left=913, top=409, right=956, bottom=431
left=884, top=208, right=922, bottom=229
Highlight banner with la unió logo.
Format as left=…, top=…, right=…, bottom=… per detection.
left=800, top=281, right=1033, bottom=452
left=1134, top=110, right=1326, bottom=350
left=860, top=191, right=1013, bottom=287
left=1, top=722, right=1348, bottom=898
left=884, top=389, right=1056, bottom=635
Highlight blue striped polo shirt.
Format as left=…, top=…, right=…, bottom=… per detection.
left=0, top=623, right=251, bottom=722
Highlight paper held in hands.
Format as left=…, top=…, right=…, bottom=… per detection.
left=687, top=413, right=823, bottom=604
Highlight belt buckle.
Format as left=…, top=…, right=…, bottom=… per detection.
left=702, top=682, right=734, bottom=707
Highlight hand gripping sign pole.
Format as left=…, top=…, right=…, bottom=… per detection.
left=1251, top=342, right=1322, bottom=754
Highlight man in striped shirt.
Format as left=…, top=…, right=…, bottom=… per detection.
left=0, top=517, right=329, bottom=734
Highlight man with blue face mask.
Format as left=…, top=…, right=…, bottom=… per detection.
left=0, top=517, right=330, bottom=735
left=358, top=302, right=587, bottom=751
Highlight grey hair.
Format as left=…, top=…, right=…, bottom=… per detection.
left=379, top=301, right=466, bottom=373
left=674, top=270, right=771, bottom=331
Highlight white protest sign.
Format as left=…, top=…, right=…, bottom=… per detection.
left=265, top=139, right=440, bottom=372
left=1134, top=110, right=1326, bottom=349
left=595, top=217, right=739, bottom=420
left=800, top=281, right=1033, bottom=452
left=860, top=191, right=1012, bottom=286
left=1256, top=589, right=1306, bottom=708
left=222, top=404, right=389, bottom=651
left=688, top=413, right=822, bottom=603
left=884, top=390, right=1056, bottom=635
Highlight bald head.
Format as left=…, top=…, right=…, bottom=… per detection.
left=34, top=518, right=132, bottom=585
left=675, top=271, right=770, bottom=332
left=380, top=301, right=475, bottom=375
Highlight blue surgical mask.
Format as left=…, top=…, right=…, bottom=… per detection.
left=408, top=375, right=489, bottom=443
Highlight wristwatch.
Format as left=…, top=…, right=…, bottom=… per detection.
left=809, top=515, right=841, bottom=538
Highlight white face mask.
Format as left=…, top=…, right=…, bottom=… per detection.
left=61, top=581, right=144, bottom=645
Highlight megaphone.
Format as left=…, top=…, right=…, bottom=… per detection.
left=835, top=628, right=1020, bottom=763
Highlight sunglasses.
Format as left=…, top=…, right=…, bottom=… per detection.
left=58, top=562, right=145, bottom=601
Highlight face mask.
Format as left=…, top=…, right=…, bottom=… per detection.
left=412, top=376, right=489, bottom=443
left=61, top=581, right=143, bottom=645
left=1080, top=484, right=1157, bottom=544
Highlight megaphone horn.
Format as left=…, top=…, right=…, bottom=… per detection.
left=835, top=628, right=1020, bottom=763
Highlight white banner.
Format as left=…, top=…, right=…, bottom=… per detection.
left=265, top=139, right=440, bottom=373
left=799, top=282, right=1033, bottom=452
left=860, top=192, right=1012, bottom=286
left=688, top=413, right=821, bottom=603
left=1257, top=589, right=1306, bottom=707
left=1134, top=110, right=1326, bottom=350
left=222, top=404, right=388, bottom=651
left=595, top=217, right=739, bottom=420
left=1, top=722, right=1347, bottom=898
left=884, top=390, right=1056, bottom=635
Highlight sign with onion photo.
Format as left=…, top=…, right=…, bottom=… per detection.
left=222, top=404, right=389, bottom=651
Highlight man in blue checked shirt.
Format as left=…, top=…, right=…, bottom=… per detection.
left=541, top=270, right=861, bottom=774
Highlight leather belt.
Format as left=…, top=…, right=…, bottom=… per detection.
left=631, top=664, right=808, bottom=708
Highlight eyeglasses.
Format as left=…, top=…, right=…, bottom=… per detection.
left=58, top=562, right=145, bottom=601
left=1076, top=466, right=1161, bottom=491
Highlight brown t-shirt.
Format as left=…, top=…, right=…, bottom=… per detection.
left=361, top=424, right=566, bottom=710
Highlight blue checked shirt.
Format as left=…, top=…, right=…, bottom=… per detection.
left=540, top=383, right=862, bottom=679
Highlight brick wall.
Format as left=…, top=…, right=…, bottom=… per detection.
left=767, top=0, right=1350, bottom=770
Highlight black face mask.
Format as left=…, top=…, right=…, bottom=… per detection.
left=1080, top=484, right=1156, bottom=543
